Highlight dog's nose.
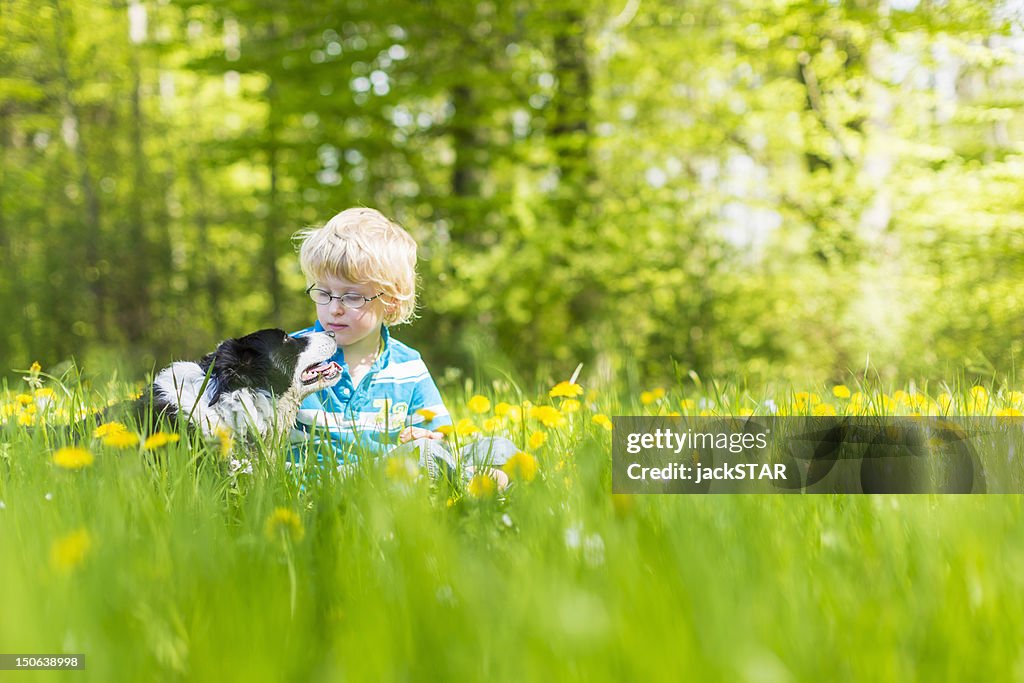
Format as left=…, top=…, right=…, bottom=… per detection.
left=325, top=330, right=335, bottom=339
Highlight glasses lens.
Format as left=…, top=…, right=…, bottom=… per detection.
left=341, top=294, right=366, bottom=309
left=309, top=289, right=331, bottom=305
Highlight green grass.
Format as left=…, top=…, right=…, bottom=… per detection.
left=2, top=374, right=1024, bottom=681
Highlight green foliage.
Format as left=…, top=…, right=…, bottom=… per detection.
left=1, top=0, right=1023, bottom=384
left=4, top=374, right=1024, bottom=678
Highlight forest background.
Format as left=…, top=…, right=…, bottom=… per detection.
left=2, top=0, right=1023, bottom=389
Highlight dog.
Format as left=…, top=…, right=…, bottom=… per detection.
left=108, top=328, right=341, bottom=442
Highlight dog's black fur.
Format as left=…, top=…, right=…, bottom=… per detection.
left=85, top=328, right=341, bottom=441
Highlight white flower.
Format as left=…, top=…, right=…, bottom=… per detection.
left=229, top=458, right=253, bottom=475
left=564, top=525, right=582, bottom=550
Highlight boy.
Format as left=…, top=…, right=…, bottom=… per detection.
left=289, top=207, right=515, bottom=487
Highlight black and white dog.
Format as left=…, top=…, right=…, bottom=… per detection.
left=117, top=328, right=341, bottom=441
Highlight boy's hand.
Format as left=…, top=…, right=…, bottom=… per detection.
left=466, top=466, right=510, bottom=491
left=399, top=426, right=445, bottom=443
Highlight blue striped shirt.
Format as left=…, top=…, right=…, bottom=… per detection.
left=288, top=322, right=452, bottom=463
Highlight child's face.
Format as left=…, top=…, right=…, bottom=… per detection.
left=312, top=274, right=388, bottom=351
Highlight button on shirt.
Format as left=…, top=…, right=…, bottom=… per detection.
left=289, top=322, right=452, bottom=464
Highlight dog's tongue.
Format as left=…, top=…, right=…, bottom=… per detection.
left=302, top=361, right=342, bottom=383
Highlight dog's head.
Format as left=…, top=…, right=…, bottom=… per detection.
left=200, top=328, right=341, bottom=404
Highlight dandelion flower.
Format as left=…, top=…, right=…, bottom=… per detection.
left=34, top=387, right=55, bottom=399
left=528, top=430, right=548, bottom=450
left=17, top=412, right=35, bottom=427
left=214, top=427, right=234, bottom=456
left=15, top=394, right=33, bottom=406
left=264, top=507, right=305, bottom=542
left=50, top=528, right=91, bottom=573
left=640, top=388, right=666, bottom=405
left=53, top=447, right=94, bottom=469
left=482, top=417, right=504, bottom=432
left=550, top=381, right=584, bottom=398
left=467, top=395, right=491, bottom=414
left=813, top=403, right=837, bottom=416
left=494, top=402, right=513, bottom=417
left=560, top=399, right=581, bottom=414
left=468, top=473, right=496, bottom=499
left=415, top=408, right=437, bottom=422
left=530, top=405, right=566, bottom=428
left=102, top=431, right=139, bottom=449
left=995, top=408, right=1023, bottom=417
left=832, top=385, right=851, bottom=399
left=503, top=452, right=539, bottom=482
left=455, top=418, right=481, bottom=437
left=29, top=361, right=42, bottom=373
left=143, top=433, right=180, bottom=450
left=592, top=414, right=613, bottom=431
left=385, top=456, right=420, bottom=482
left=1008, top=391, right=1024, bottom=406
left=435, top=424, right=454, bottom=437
left=93, top=422, right=128, bottom=438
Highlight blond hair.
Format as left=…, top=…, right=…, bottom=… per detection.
left=294, top=207, right=417, bottom=326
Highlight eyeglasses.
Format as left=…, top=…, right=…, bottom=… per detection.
left=306, top=285, right=384, bottom=309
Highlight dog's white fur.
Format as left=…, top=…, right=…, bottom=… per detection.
left=152, top=332, right=339, bottom=441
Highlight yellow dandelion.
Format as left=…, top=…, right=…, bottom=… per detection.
left=995, top=408, right=1023, bottom=417
left=29, top=361, right=42, bottom=373
left=264, top=507, right=305, bottom=542
left=482, top=417, right=504, bottom=432
left=17, top=412, right=35, bottom=427
left=494, top=402, right=513, bottom=417
left=506, top=405, right=523, bottom=423
left=832, top=385, right=851, bottom=399
left=415, top=408, right=438, bottom=422
left=640, top=387, right=666, bottom=405
left=455, top=418, right=481, bottom=437
left=530, top=405, right=566, bottom=428
left=503, top=451, right=539, bottom=482
left=968, top=386, right=989, bottom=413
left=528, top=430, right=548, bottom=450
left=1, top=403, right=18, bottom=418
left=34, top=387, right=55, bottom=399
left=680, top=399, right=696, bottom=411
left=813, top=403, right=837, bottom=416
left=592, top=414, right=613, bottom=431
left=467, top=395, right=491, bottom=414
left=385, top=456, right=420, bottom=482
left=50, top=528, right=91, bottom=574
left=214, top=427, right=234, bottom=456
left=738, top=408, right=754, bottom=417
left=93, top=422, right=128, bottom=438
left=15, top=393, right=33, bottom=406
left=1008, top=391, right=1024, bottom=406
left=102, top=431, right=139, bottom=449
left=143, top=433, right=180, bottom=450
left=560, top=399, right=581, bottom=414
left=467, top=473, right=496, bottom=499
left=550, top=381, right=584, bottom=398
left=53, top=447, right=94, bottom=469
left=435, top=424, right=454, bottom=437
left=793, top=392, right=821, bottom=411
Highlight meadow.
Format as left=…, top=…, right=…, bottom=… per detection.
left=3, top=365, right=1024, bottom=681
